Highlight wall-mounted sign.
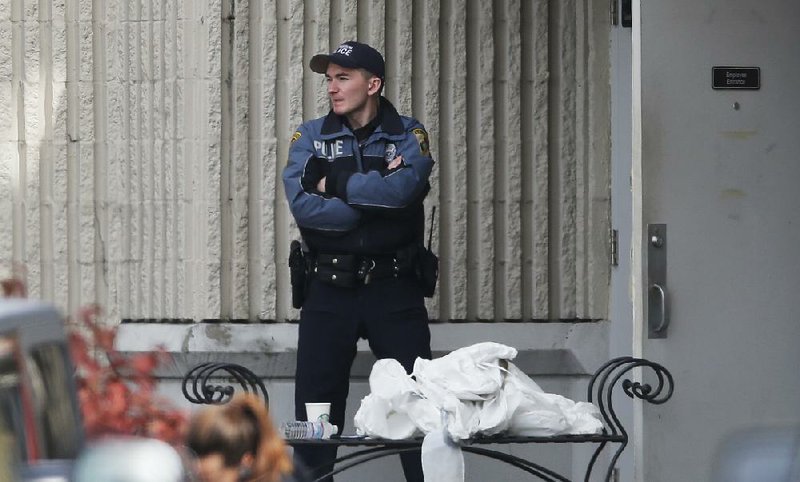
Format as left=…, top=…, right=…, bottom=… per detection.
left=712, top=67, right=760, bottom=90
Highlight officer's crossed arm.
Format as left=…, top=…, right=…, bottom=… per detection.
left=282, top=126, right=361, bottom=232
left=323, top=123, right=433, bottom=210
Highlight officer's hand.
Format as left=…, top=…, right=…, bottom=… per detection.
left=301, top=157, right=330, bottom=192
left=317, top=176, right=326, bottom=192
left=387, top=155, right=403, bottom=170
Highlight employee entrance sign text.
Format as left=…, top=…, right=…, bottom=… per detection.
left=712, top=67, right=760, bottom=90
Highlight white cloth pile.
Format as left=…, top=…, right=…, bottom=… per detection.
left=354, top=342, right=603, bottom=440
left=354, top=342, right=603, bottom=481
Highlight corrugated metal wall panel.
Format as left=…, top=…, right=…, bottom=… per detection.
left=0, top=0, right=609, bottom=322
left=439, top=0, right=468, bottom=320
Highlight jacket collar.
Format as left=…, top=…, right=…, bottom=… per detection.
left=320, top=97, right=405, bottom=139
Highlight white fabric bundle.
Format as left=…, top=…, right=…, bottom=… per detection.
left=353, top=342, right=603, bottom=481
left=354, top=342, right=603, bottom=440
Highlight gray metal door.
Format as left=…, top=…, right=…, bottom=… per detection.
left=632, top=1, right=800, bottom=480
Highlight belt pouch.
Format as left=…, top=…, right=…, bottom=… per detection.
left=316, top=254, right=358, bottom=288
left=417, top=245, right=439, bottom=297
left=396, top=244, right=438, bottom=297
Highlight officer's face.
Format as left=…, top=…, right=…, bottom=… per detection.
left=325, top=64, right=380, bottom=120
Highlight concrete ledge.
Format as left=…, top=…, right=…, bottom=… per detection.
left=116, top=321, right=609, bottom=380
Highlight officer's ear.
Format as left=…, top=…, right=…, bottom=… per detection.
left=367, top=75, right=383, bottom=96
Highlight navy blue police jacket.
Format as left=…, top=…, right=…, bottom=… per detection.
left=283, top=97, right=433, bottom=256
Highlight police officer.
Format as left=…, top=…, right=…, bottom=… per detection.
left=282, top=41, right=434, bottom=482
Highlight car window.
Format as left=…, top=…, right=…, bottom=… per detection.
left=28, top=342, right=82, bottom=460
left=0, top=333, right=26, bottom=479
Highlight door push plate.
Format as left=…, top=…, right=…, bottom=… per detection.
left=648, top=224, right=669, bottom=338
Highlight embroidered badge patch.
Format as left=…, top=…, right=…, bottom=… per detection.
left=412, top=128, right=430, bottom=156
left=384, top=143, right=397, bottom=163
left=290, top=131, right=302, bottom=143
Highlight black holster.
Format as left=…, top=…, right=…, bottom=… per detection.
left=289, top=240, right=308, bottom=308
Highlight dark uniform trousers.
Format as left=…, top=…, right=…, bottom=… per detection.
left=294, top=274, right=432, bottom=482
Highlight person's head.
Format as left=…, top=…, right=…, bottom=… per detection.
left=310, top=41, right=385, bottom=127
left=187, top=394, right=292, bottom=482
left=72, top=437, right=186, bottom=482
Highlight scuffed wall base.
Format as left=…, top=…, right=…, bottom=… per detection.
left=117, top=321, right=610, bottom=379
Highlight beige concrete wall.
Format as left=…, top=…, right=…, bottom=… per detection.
left=0, top=0, right=610, bottom=323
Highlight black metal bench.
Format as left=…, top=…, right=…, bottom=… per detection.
left=182, top=357, right=673, bottom=482
left=182, top=361, right=270, bottom=405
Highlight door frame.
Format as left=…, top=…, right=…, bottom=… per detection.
left=630, top=1, right=648, bottom=480
left=609, top=1, right=646, bottom=481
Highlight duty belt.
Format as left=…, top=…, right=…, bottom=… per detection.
left=312, top=253, right=412, bottom=287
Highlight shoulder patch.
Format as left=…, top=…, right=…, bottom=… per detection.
left=290, top=131, right=302, bottom=144
left=412, top=128, right=430, bottom=157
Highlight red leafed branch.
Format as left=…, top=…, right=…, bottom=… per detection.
left=1, top=265, right=27, bottom=298
left=67, top=305, right=188, bottom=446
left=1, top=274, right=188, bottom=446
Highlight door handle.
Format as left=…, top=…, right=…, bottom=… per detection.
left=648, top=224, right=669, bottom=338
left=649, top=283, right=669, bottom=334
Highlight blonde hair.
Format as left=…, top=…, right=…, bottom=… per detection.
left=187, top=394, right=292, bottom=482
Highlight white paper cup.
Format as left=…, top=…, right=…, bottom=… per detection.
left=305, top=402, right=331, bottom=422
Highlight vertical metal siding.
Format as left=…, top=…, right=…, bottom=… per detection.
left=0, top=0, right=609, bottom=322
